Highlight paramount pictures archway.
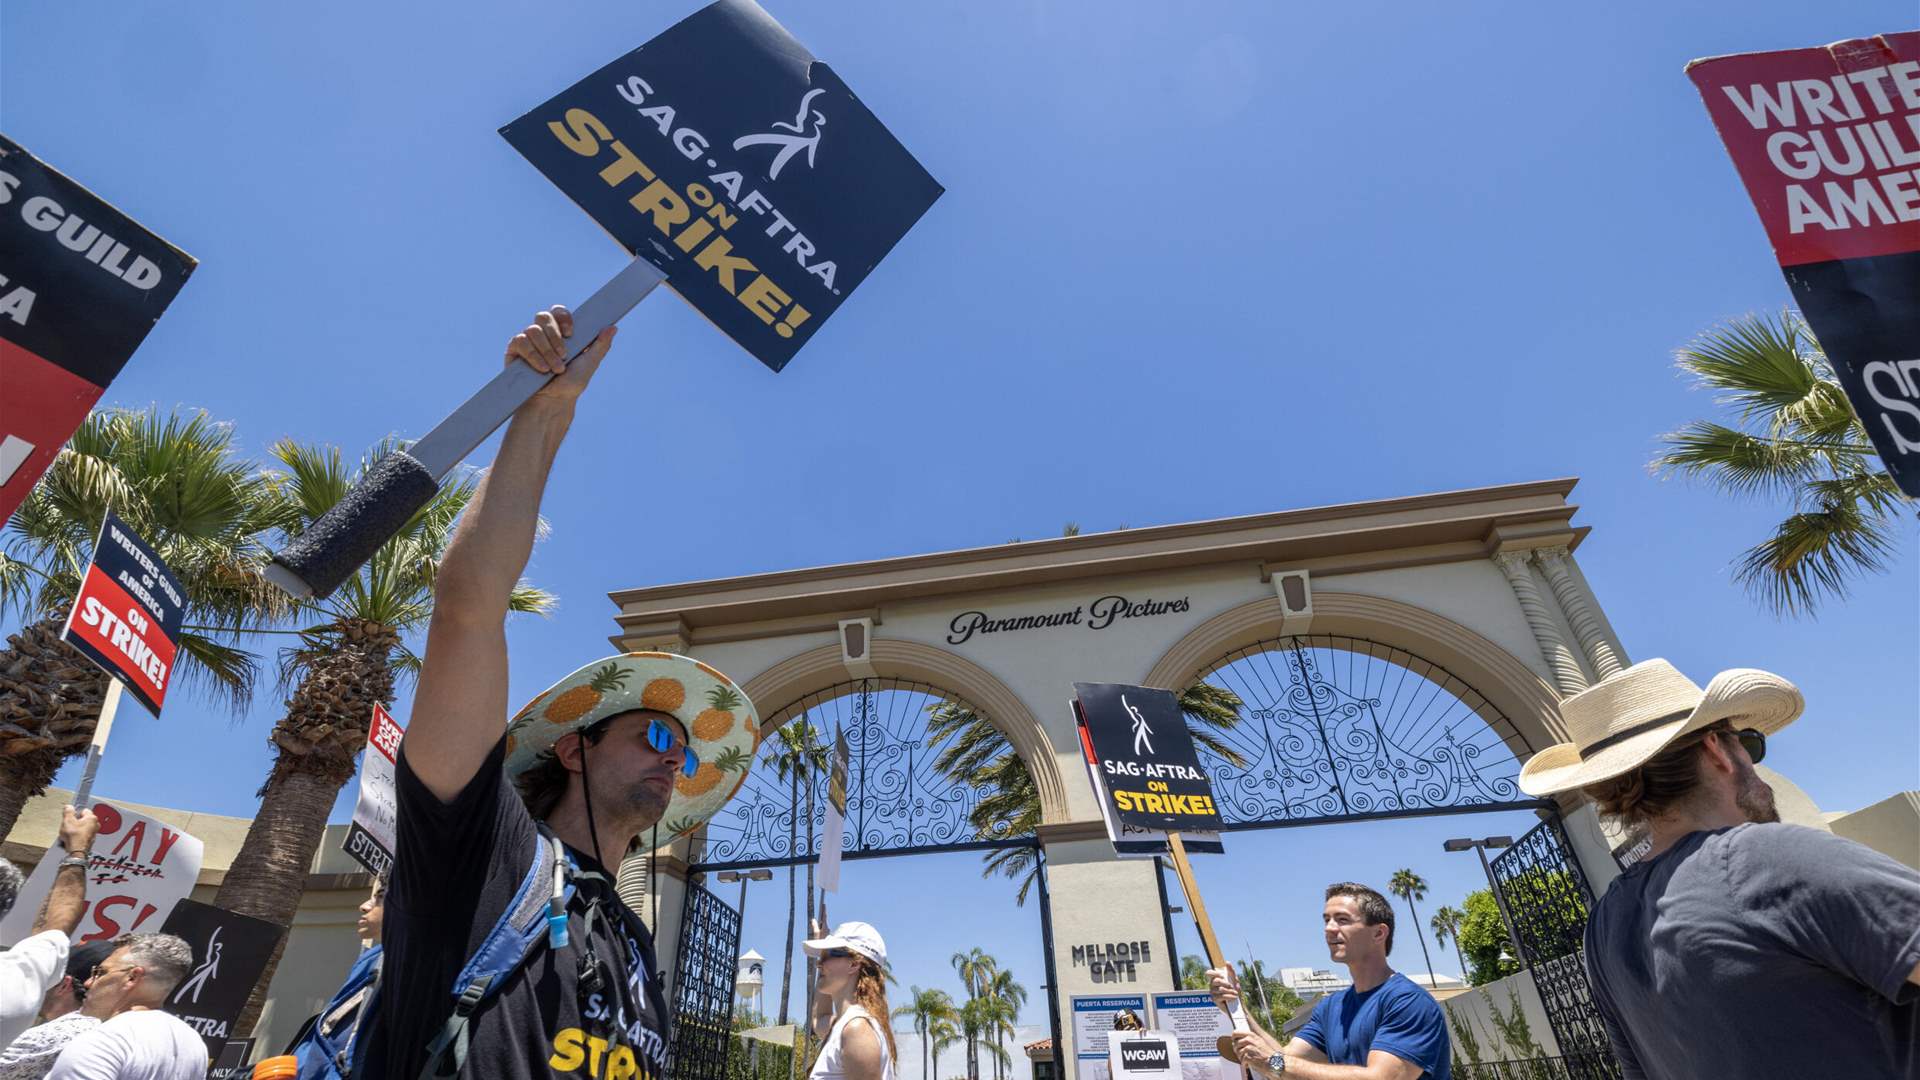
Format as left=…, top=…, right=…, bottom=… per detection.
left=610, top=480, right=1640, bottom=1080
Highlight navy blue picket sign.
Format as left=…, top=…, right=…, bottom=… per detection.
left=501, top=0, right=943, bottom=372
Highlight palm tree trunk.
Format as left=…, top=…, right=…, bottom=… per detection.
left=803, top=781, right=817, bottom=1015
left=0, top=617, right=110, bottom=837
left=920, top=1030, right=929, bottom=1080
left=216, top=759, right=351, bottom=1037
left=217, top=620, right=393, bottom=1038
left=1405, top=897, right=1436, bottom=988
left=778, top=774, right=797, bottom=1026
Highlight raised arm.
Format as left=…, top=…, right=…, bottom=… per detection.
left=31, top=806, right=99, bottom=936
left=403, top=307, right=617, bottom=801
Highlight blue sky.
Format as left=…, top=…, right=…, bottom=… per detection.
left=4, top=0, right=1915, bottom=1030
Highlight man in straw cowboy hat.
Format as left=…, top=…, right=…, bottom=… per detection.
left=359, top=308, right=762, bottom=1080
left=1518, top=658, right=1919, bottom=1080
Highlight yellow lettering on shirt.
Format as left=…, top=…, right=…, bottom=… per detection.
left=550, top=1028, right=586, bottom=1070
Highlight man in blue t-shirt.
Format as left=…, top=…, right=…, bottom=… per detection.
left=1210, top=882, right=1450, bottom=1080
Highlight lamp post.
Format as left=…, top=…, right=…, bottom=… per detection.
left=716, top=867, right=775, bottom=923
left=1442, top=836, right=1526, bottom=965
left=717, top=869, right=775, bottom=1021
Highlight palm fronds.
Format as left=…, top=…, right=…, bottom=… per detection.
left=1653, top=310, right=1909, bottom=615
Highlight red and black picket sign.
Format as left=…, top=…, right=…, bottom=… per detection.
left=61, top=511, right=186, bottom=715
left=0, top=135, right=196, bottom=523
left=1687, top=32, right=1920, bottom=497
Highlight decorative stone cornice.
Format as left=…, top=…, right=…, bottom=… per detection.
left=1493, top=550, right=1587, bottom=696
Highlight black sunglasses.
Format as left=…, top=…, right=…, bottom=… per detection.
left=822, top=948, right=856, bottom=960
left=1732, top=727, right=1765, bottom=765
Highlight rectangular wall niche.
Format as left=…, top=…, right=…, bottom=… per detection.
left=1072, top=941, right=1152, bottom=983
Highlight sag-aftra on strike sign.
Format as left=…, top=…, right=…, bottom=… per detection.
left=500, top=0, right=942, bottom=372
left=1074, top=683, right=1224, bottom=834
left=62, top=512, right=186, bottom=715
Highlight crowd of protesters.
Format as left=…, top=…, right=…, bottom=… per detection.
left=3, top=312, right=1915, bottom=1080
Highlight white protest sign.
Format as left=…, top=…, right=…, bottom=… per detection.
left=343, top=703, right=403, bottom=878
left=0, top=798, right=203, bottom=945
left=1151, top=993, right=1234, bottom=1080
left=817, top=722, right=852, bottom=893
left=1072, top=994, right=1150, bottom=1080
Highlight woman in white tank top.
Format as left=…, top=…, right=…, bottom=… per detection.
left=802, top=919, right=897, bottom=1080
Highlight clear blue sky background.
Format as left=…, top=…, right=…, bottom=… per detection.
left=5, top=0, right=1915, bottom=1031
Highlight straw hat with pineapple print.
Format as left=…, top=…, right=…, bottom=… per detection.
left=503, top=651, right=762, bottom=840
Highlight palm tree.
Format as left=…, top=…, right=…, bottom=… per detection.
left=929, top=682, right=1244, bottom=901
left=951, top=947, right=996, bottom=999
left=1388, top=869, right=1437, bottom=989
left=955, top=995, right=996, bottom=1080
left=950, top=949, right=997, bottom=1080
left=1180, top=954, right=1210, bottom=990
left=895, top=987, right=958, bottom=1080
left=213, top=439, right=554, bottom=1033
left=0, top=408, right=286, bottom=835
left=1653, top=309, right=1905, bottom=615
left=1430, top=904, right=1467, bottom=979
left=766, top=717, right=829, bottom=1025
left=929, top=1015, right=960, bottom=1080
left=984, top=969, right=1026, bottom=1080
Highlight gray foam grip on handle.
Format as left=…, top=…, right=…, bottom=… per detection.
left=268, top=450, right=440, bottom=599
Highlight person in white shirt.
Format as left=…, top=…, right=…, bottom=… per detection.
left=1, top=808, right=100, bottom=1047
left=44, top=935, right=204, bottom=1080
left=803, top=920, right=897, bottom=1080
left=0, top=942, right=115, bottom=1080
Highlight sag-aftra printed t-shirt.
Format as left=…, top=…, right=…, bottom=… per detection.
left=361, top=738, right=670, bottom=1080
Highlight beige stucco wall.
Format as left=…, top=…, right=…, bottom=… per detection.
left=1828, top=791, right=1920, bottom=871
left=1441, top=970, right=1561, bottom=1061
left=679, top=556, right=1577, bottom=829
left=1039, top=836, right=1180, bottom=1056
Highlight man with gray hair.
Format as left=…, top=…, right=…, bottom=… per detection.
left=43, top=934, right=205, bottom=1080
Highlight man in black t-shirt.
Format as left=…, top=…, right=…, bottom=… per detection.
left=1518, top=658, right=1920, bottom=1080
left=361, top=307, right=762, bottom=1080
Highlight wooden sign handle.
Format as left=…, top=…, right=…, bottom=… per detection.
left=1166, top=834, right=1254, bottom=1035
left=69, top=680, right=123, bottom=813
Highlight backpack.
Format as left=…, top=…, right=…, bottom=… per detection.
left=286, top=944, right=382, bottom=1078
left=293, top=827, right=586, bottom=1080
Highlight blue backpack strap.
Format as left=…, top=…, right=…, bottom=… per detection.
left=293, top=946, right=382, bottom=1078
left=417, top=829, right=576, bottom=1080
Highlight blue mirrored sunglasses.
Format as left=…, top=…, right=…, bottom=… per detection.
left=647, top=718, right=700, bottom=777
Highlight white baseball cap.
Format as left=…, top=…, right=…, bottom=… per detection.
left=804, top=921, right=888, bottom=969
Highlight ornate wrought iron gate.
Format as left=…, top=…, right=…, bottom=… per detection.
left=668, top=879, right=744, bottom=1080
left=680, top=678, right=1056, bottom=1080
left=1489, top=816, right=1621, bottom=1080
